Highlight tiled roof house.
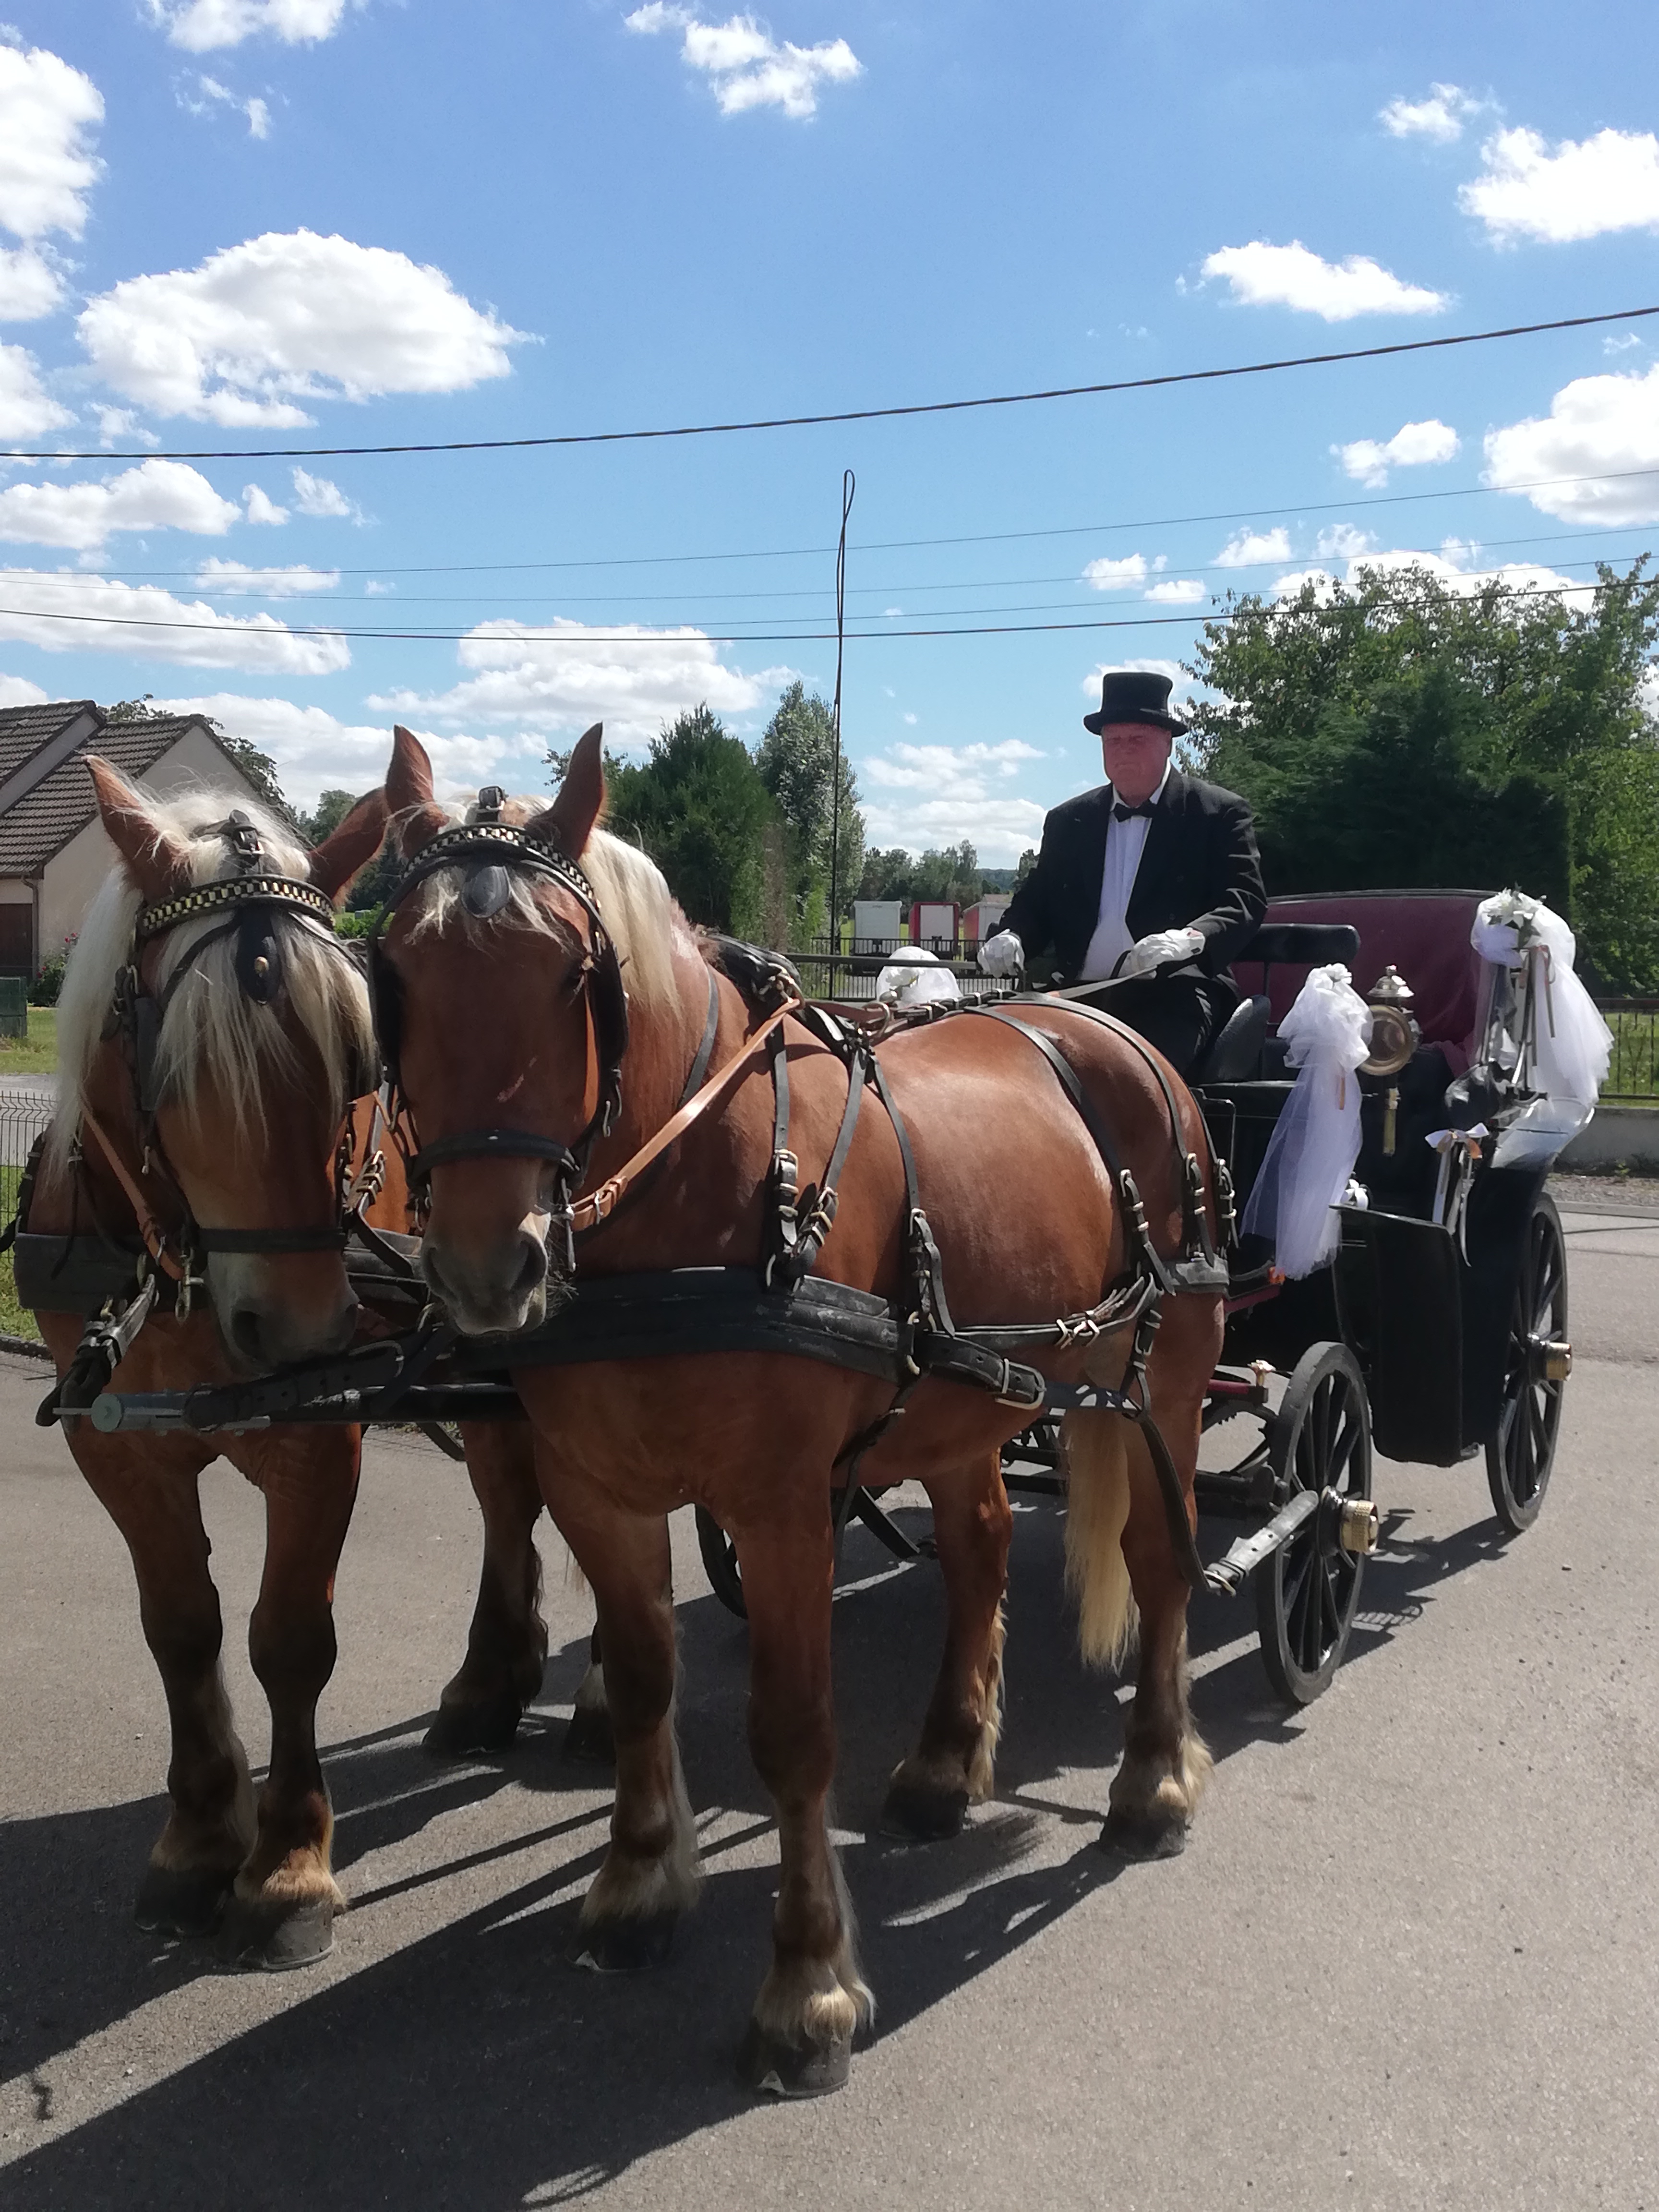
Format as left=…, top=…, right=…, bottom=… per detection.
left=0, top=700, right=269, bottom=975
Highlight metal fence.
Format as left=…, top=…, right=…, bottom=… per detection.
left=1597, top=1000, right=1659, bottom=1101
left=788, top=939, right=1008, bottom=1006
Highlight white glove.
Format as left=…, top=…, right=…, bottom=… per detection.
left=978, top=930, right=1025, bottom=976
left=1120, top=927, right=1203, bottom=977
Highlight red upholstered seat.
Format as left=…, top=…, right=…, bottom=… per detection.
left=1235, top=890, right=1494, bottom=1074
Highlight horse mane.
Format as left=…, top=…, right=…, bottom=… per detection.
left=394, top=799, right=686, bottom=1017
left=48, top=785, right=375, bottom=1179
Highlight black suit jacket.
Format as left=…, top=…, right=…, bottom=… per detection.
left=994, top=769, right=1266, bottom=984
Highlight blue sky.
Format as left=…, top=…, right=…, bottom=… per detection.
left=0, top=0, right=1656, bottom=855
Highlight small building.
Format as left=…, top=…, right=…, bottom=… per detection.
left=852, top=898, right=903, bottom=951
left=960, top=895, right=1011, bottom=944
left=0, top=700, right=270, bottom=977
left=908, top=901, right=959, bottom=951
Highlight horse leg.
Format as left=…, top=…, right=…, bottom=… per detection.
left=550, top=1480, right=696, bottom=1969
left=1066, top=1294, right=1220, bottom=1858
left=734, top=1514, right=872, bottom=2097
left=424, top=1419, right=551, bottom=1756
left=218, top=1434, right=361, bottom=1969
left=881, top=1451, right=1011, bottom=1841
left=566, top=1623, right=614, bottom=1766
left=77, top=1446, right=256, bottom=1936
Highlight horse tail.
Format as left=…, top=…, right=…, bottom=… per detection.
left=1062, top=1409, right=1139, bottom=1669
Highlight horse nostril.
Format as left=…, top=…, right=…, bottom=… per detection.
left=513, top=1237, right=547, bottom=1304
left=229, top=1305, right=265, bottom=1367
left=421, top=1245, right=452, bottom=1307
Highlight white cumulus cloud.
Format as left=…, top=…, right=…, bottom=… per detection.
left=1461, top=126, right=1659, bottom=245
left=369, top=616, right=784, bottom=745
left=859, top=740, right=1046, bottom=862
left=0, top=461, right=240, bottom=553
left=194, top=558, right=339, bottom=596
left=290, top=466, right=361, bottom=520
left=0, top=244, right=65, bottom=322
left=1334, top=416, right=1460, bottom=489
left=1082, top=552, right=1149, bottom=592
left=1379, top=84, right=1483, bottom=144
left=0, top=671, right=48, bottom=707
left=0, top=342, right=70, bottom=439
left=0, top=568, right=349, bottom=673
left=625, top=7, right=862, bottom=120
left=1483, top=361, right=1659, bottom=525
left=243, top=482, right=288, bottom=526
left=1200, top=240, right=1447, bottom=320
left=0, top=41, right=103, bottom=242
left=182, top=72, right=276, bottom=138
left=1215, top=527, right=1292, bottom=568
left=1143, top=577, right=1206, bottom=605
left=145, top=0, right=351, bottom=52
left=78, top=229, right=528, bottom=426
left=1316, top=524, right=1373, bottom=560
left=1274, top=541, right=1585, bottom=605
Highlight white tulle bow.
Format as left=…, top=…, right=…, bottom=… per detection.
left=1241, top=964, right=1374, bottom=1280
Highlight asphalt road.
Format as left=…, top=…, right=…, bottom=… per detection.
left=1, top=1204, right=1656, bottom=2212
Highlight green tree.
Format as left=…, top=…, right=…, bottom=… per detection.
left=856, top=841, right=988, bottom=911
left=756, top=681, right=866, bottom=943
left=299, top=788, right=360, bottom=846
left=605, top=704, right=777, bottom=936
left=1188, top=560, right=1659, bottom=988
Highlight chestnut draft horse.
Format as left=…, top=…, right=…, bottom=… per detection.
left=17, top=761, right=561, bottom=1968
left=372, top=724, right=1226, bottom=2092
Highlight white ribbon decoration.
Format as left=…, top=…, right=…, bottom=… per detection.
left=1241, top=964, right=1373, bottom=1280
left=1473, top=892, right=1612, bottom=1169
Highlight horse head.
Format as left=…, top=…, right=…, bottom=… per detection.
left=58, top=759, right=387, bottom=1373
left=381, top=722, right=706, bottom=1338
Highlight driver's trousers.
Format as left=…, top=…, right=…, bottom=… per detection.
left=1068, top=965, right=1238, bottom=1081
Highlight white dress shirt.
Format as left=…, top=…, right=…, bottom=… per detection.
left=1079, top=761, right=1172, bottom=981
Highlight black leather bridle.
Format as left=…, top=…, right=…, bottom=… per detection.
left=367, top=788, right=630, bottom=1267
left=88, top=810, right=378, bottom=1299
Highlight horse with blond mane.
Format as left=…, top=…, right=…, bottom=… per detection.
left=16, top=757, right=561, bottom=1966
left=356, top=723, right=1226, bottom=2092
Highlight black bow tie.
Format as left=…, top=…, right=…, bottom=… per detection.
left=1112, top=797, right=1157, bottom=822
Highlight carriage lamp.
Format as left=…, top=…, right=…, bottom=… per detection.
left=1361, top=966, right=1421, bottom=1155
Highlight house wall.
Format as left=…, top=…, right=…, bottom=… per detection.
left=37, top=732, right=268, bottom=963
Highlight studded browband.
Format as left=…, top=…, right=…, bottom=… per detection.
left=376, top=817, right=602, bottom=916
left=134, top=873, right=338, bottom=942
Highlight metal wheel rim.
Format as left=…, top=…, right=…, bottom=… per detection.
left=1275, top=1368, right=1368, bottom=1684
left=1490, top=1203, right=1567, bottom=1523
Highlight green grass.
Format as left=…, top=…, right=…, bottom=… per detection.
left=0, top=1160, right=40, bottom=1341
left=0, top=1006, right=58, bottom=1076
left=1601, top=1005, right=1659, bottom=1102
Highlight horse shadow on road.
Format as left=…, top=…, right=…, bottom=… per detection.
left=1, top=1487, right=1511, bottom=2210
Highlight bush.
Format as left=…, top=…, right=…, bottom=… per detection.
left=30, top=945, right=70, bottom=1005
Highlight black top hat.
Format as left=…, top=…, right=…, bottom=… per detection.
left=1083, top=668, right=1189, bottom=737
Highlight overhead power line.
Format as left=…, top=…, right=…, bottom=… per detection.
left=4, top=304, right=1656, bottom=465
left=64, top=461, right=1659, bottom=587
left=0, top=572, right=1626, bottom=651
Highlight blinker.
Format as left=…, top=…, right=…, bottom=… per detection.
left=463, top=864, right=511, bottom=918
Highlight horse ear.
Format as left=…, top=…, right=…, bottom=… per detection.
left=86, top=756, right=193, bottom=902
left=309, top=788, right=389, bottom=904
left=527, top=723, right=605, bottom=858
left=386, top=724, right=446, bottom=855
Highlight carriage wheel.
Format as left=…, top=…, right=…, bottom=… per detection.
left=695, top=1504, right=747, bottom=1618
left=1486, top=1192, right=1569, bottom=1536
left=1254, top=1341, right=1372, bottom=1707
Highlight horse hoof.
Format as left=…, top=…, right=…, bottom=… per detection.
left=215, top=1894, right=337, bottom=1972
left=1101, top=1809, right=1189, bottom=1861
left=569, top=1911, right=676, bottom=1974
left=562, top=1705, right=616, bottom=1767
left=422, top=1691, right=523, bottom=1757
left=133, top=1863, right=234, bottom=1937
left=879, top=1779, right=968, bottom=1843
left=737, top=2020, right=852, bottom=2099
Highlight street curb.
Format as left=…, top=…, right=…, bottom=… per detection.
left=0, top=1331, right=51, bottom=1361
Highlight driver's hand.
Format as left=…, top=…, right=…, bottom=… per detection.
left=1121, top=926, right=1203, bottom=976
left=978, top=930, right=1025, bottom=977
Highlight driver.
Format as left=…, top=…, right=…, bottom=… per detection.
left=979, top=669, right=1265, bottom=1077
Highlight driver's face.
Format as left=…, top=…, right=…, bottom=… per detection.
left=1100, top=720, right=1174, bottom=806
